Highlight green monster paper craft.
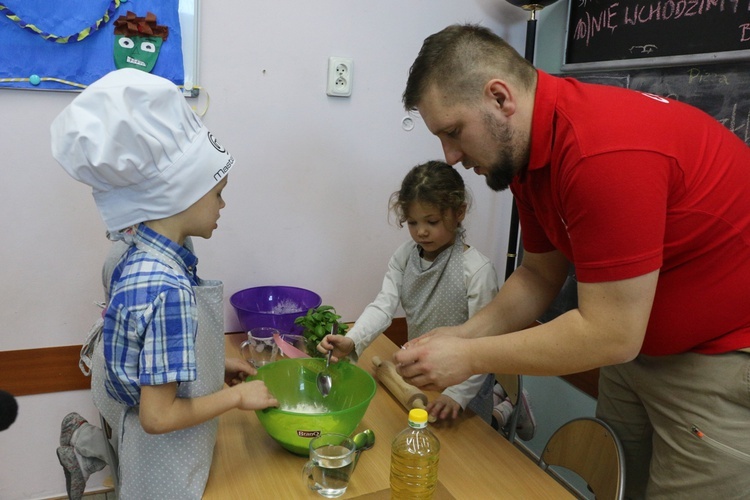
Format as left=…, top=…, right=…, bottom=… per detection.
left=113, top=11, right=169, bottom=73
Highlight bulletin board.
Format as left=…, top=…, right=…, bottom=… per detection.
left=0, top=0, right=200, bottom=94
left=563, top=0, right=750, bottom=72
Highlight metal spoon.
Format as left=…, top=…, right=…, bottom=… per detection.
left=316, top=324, right=336, bottom=397
left=352, top=429, right=375, bottom=468
left=353, top=429, right=375, bottom=450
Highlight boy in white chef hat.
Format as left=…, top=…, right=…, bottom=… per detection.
left=50, top=68, right=278, bottom=500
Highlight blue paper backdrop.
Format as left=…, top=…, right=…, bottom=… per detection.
left=0, top=0, right=183, bottom=91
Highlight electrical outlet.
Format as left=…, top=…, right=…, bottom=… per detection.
left=326, top=56, right=353, bottom=97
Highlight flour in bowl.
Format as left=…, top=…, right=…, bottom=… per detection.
left=271, top=298, right=304, bottom=314
left=281, top=402, right=328, bottom=414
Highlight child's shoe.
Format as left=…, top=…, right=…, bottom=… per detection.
left=56, top=446, right=86, bottom=500
left=491, top=397, right=514, bottom=430
left=492, top=383, right=507, bottom=405
left=515, top=389, right=537, bottom=441
left=60, top=412, right=87, bottom=447
left=56, top=444, right=107, bottom=500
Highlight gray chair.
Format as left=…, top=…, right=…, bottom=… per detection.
left=539, top=417, right=625, bottom=500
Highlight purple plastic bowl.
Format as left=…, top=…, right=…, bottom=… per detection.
left=230, top=286, right=322, bottom=335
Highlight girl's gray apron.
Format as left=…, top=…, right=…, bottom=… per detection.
left=400, top=235, right=494, bottom=423
left=85, top=249, right=225, bottom=499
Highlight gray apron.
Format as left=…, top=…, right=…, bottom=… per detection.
left=400, top=236, right=494, bottom=423
left=401, top=236, right=468, bottom=340
left=86, top=249, right=225, bottom=499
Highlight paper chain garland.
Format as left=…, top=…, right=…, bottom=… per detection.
left=0, top=75, right=201, bottom=98
left=0, top=74, right=205, bottom=115
left=0, top=0, right=121, bottom=43
left=0, top=76, right=87, bottom=89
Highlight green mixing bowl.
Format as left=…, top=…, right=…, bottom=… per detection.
left=250, top=358, right=377, bottom=455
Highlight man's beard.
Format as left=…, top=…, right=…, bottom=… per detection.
left=482, top=112, right=521, bottom=192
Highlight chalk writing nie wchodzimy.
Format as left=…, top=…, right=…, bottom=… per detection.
left=574, top=0, right=750, bottom=48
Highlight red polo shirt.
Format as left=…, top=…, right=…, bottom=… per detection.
left=511, top=70, right=750, bottom=355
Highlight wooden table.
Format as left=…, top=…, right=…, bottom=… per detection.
left=203, top=334, right=572, bottom=499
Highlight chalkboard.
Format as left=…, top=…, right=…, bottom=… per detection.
left=565, top=62, right=750, bottom=146
left=563, top=0, right=750, bottom=72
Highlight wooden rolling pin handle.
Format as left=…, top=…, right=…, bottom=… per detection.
left=412, top=398, right=438, bottom=423
left=372, top=356, right=436, bottom=422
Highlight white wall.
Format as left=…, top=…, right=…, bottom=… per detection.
left=0, top=1, right=525, bottom=498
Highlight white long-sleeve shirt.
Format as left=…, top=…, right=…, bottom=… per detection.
left=348, top=240, right=499, bottom=408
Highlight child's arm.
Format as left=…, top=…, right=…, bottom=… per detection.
left=321, top=241, right=412, bottom=361
left=427, top=394, right=463, bottom=421
left=224, top=357, right=256, bottom=386
left=317, top=334, right=355, bottom=362
left=138, top=378, right=278, bottom=434
left=431, top=374, right=491, bottom=421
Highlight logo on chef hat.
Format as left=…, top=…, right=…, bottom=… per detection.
left=208, top=131, right=227, bottom=153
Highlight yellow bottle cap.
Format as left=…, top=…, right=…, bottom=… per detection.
left=408, top=408, right=428, bottom=424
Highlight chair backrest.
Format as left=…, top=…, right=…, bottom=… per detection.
left=495, top=373, right=520, bottom=405
left=494, top=373, right=521, bottom=443
left=539, top=417, right=625, bottom=500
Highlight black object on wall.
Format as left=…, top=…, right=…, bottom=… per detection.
left=0, top=390, right=18, bottom=431
left=504, top=0, right=561, bottom=280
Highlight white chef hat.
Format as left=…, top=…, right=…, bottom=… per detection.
left=51, top=68, right=235, bottom=233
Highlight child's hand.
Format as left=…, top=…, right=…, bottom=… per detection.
left=234, top=380, right=278, bottom=411
left=317, top=334, right=354, bottom=362
left=224, top=357, right=256, bottom=386
left=426, top=394, right=462, bottom=422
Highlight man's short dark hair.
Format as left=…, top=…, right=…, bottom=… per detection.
left=403, top=24, right=535, bottom=112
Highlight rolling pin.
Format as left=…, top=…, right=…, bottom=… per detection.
left=372, top=356, right=437, bottom=422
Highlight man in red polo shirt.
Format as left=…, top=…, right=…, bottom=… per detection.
left=394, top=23, right=750, bottom=498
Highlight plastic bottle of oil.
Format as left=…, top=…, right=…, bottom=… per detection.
left=390, top=408, right=440, bottom=499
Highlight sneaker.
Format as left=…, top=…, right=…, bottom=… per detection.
left=492, top=383, right=507, bottom=405
left=515, top=389, right=537, bottom=441
left=56, top=445, right=106, bottom=500
left=492, top=397, right=514, bottom=430
left=57, top=446, right=86, bottom=500
left=60, top=412, right=86, bottom=447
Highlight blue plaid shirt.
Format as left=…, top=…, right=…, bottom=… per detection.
left=103, top=224, right=200, bottom=406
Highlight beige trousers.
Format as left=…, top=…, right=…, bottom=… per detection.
left=597, top=350, right=750, bottom=500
